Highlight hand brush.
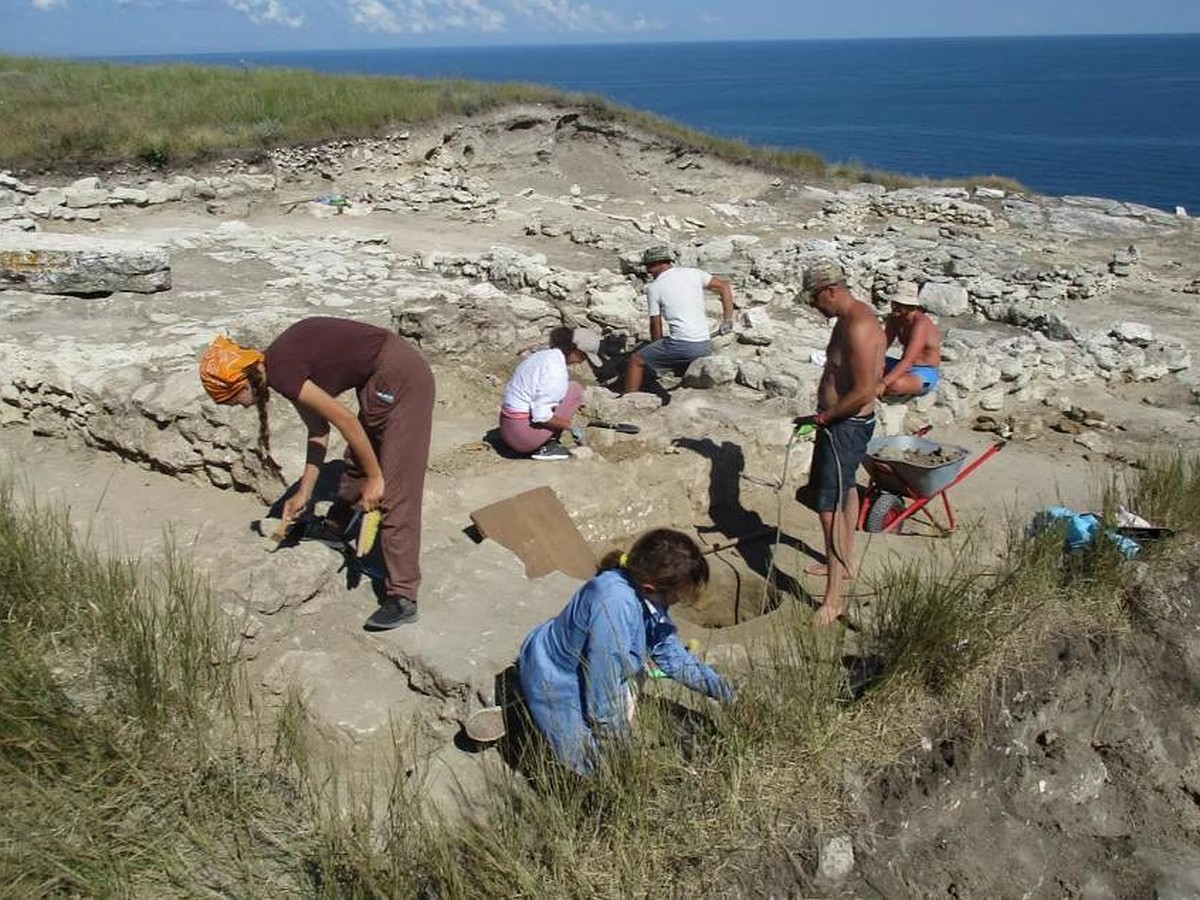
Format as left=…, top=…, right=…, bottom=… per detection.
left=357, top=509, right=382, bottom=557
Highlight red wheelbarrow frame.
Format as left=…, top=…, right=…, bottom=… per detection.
left=856, top=427, right=1006, bottom=535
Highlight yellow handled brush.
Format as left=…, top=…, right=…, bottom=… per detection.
left=357, top=509, right=381, bottom=558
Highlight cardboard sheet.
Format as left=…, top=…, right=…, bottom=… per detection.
left=469, top=485, right=596, bottom=580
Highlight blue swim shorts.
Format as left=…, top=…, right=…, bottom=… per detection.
left=803, top=414, right=876, bottom=512
left=637, top=337, right=711, bottom=374
left=884, top=357, right=940, bottom=395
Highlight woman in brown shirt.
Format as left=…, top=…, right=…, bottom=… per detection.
left=200, top=317, right=435, bottom=630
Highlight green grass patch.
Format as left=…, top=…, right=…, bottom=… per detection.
left=0, top=54, right=1026, bottom=194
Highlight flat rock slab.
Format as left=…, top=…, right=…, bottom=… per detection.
left=0, top=232, right=170, bottom=295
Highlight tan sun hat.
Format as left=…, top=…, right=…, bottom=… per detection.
left=801, top=258, right=845, bottom=300
left=892, top=282, right=922, bottom=307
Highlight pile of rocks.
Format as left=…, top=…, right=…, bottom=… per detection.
left=0, top=171, right=277, bottom=231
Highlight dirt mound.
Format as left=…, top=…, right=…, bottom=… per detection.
left=844, top=543, right=1200, bottom=898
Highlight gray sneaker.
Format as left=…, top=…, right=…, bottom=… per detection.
left=531, top=439, right=571, bottom=461
left=364, top=596, right=418, bottom=631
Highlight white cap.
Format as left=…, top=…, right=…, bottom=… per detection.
left=572, top=328, right=603, bottom=367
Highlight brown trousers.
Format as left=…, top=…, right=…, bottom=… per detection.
left=337, top=335, right=435, bottom=602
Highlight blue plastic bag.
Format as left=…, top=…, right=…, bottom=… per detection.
left=1028, top=505, right=1140, bottom=558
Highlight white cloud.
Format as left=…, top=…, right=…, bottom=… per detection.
left=346, top=0, right=506, bottom=34
left=31, top=0, right=67, bottom=10
left=225, top=0, right=305, bottom=26
left=507, top=0, right=621, bottom=31
left=343, top=0, right=657, bottom=35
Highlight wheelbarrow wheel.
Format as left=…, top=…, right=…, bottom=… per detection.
left=864, top=492, right=906, bottom=533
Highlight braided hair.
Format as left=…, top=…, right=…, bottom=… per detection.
left=245, top=363, right=286, bottom=485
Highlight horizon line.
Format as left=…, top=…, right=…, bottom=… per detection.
left=9, top=30, right=1200, bottom=62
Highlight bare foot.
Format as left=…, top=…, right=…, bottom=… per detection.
left=812, top=602, right=844, bottom=626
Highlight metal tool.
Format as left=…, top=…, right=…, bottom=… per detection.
left=586, top=419, right=641, bottom=434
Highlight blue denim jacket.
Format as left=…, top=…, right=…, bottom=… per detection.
left=518, top=568, right=734, bottom=773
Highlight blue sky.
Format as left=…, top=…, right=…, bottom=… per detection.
left=3, top=0, right=1199, bottom=57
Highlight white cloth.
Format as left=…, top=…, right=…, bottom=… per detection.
left=501, top=348, right=568, bottom=423
left=646, top=266, right=713, bottom=343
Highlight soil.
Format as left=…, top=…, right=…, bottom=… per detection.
left=842, top=544, right=1200, bottom=900
left=873, top=443, right=968, bottom=468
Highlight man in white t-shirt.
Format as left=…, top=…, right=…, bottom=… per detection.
left=624, top=245, right=735, bottom=394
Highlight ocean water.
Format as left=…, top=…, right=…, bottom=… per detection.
left=136, top=35, right=1200, bottom=213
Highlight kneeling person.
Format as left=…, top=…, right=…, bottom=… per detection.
left=499, top=326, right=601, bottom=461
left=878, top=282, right=941, bottom=398
left=517, top=528, right=736, bottom=774
left=624, top=245, right=734, bottom=394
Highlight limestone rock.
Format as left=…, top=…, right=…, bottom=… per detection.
left=682, top=355, right=737, bottom=389
left=919, top=282, right=970, bottom=317
left=817, top=834, right=855, bottom=883
left=0, top=233, right=170, bottom=294
left=1112, top=321, right=1153, bottom=346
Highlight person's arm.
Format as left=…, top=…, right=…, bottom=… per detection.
left=649, top=314, right=664, bottom=342
left=529, top=361, right=571, bottom=430
left=650, top=631, right=735, bottom=701
left=707, top=275, right=735, bottom=330
left=879, top=318, right=931, bottom=394
left=582, top=593, right=637, bottom=740
left=816, top=317, right=883, bottom=425
left=282, top=380, right=385, bottom=520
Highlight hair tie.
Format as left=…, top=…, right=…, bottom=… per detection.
left=618, top=552, right=629, bottom=568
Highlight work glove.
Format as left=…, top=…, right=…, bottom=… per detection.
left=717, top=318, right=734, bottom=336
left=569, top=425, right=585, bottom=446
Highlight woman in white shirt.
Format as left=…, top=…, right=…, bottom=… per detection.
left=499, top=327, right=601, bottom=460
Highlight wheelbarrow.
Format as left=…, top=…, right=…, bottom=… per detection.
left=857, top=427, right=1005, bottom=534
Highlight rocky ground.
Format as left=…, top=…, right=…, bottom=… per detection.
left=2, top=104, right=1200, bottom=890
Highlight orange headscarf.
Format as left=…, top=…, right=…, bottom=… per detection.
left=199, top=334, right=264, bottom=403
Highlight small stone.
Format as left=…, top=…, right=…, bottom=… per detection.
left=817, top=835, right=855, bottom=883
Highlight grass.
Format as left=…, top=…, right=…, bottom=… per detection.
left=1, top=452, right=1193, bottom=896
left=0, top=54, right=1026, bottom=194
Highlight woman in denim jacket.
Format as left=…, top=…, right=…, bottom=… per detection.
left=518, top=528, right=735, bottom=773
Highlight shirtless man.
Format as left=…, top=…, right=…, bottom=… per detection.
left=798, top=260, right=886, bottom=625
left=878, top=282, right=942, bottom=398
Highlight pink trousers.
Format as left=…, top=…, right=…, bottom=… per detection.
left=498, top=381, right=584, bottom=454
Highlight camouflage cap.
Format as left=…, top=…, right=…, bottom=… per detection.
left=801, top=258, right=846, bottom=298
left=641, top=245, right=675, bottom=266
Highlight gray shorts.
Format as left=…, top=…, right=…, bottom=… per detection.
left=637, top=337, right=711, bottom=374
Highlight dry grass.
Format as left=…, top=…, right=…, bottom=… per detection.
left=0, top=451, right=1189, bottom=896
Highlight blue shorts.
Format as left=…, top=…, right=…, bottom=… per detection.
left=884, top=357, right=939, bottom=395
left=803, top=414, right=876, bottom=512
left=637, top=337, right=711, bottom=374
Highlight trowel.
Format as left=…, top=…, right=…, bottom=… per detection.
left=586, top=419, right=641, bottom=434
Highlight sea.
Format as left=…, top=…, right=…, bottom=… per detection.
left=130, top=34, right=1200, bottom=213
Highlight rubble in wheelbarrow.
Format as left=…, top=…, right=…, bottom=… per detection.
left=874, top=443, right=968, bottom=467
